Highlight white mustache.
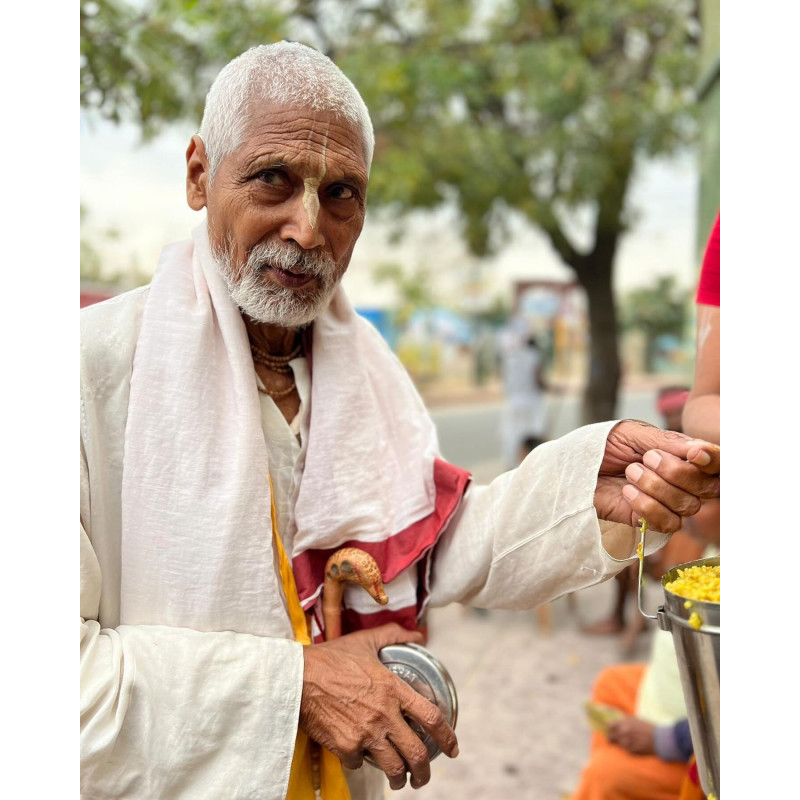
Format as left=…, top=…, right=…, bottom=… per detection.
left=247, top=241, right=334, bottom=278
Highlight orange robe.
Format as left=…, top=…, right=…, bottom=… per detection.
left=570, top=664, right=690, bottom=800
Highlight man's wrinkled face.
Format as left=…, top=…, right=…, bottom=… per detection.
left=186, top=101, right=369, bottom=326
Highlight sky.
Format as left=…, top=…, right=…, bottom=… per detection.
left=80, top=113, right=702, bottom=311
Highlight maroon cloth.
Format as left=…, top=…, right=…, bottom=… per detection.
left=293, top=458, right=471, bottom=642
left=696, top=213, right=720, bottom=307
left=293, top=325, right=472, bottom=641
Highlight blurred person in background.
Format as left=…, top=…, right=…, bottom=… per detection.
left=80, top=42, right=721, bottom=800
left=500, top=334, right=549, bottom=469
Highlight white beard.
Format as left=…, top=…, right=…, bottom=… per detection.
left=211, top=237, right=344, bottom=327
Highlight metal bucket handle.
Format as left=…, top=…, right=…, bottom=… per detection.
left=636, top=518, right=659, bottom=620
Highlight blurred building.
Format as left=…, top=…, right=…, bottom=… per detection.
left=510, top=279, right=587, bottom=384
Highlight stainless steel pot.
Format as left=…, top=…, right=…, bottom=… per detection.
left=640, top=555, right=720, bottom=798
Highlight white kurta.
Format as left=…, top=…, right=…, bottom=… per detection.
left=80, top=286, right=664, bottom=800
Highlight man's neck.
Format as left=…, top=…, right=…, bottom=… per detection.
left=244, top=317, right=302, bottom=355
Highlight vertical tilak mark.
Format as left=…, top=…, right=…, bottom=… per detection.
left=302, top=124, right=329, bottom=230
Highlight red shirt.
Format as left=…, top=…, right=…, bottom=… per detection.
left=696, top=212, right=720, bottom=307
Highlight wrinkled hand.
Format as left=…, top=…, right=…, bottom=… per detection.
left=299, top=623, right=458, bottom=791
left=595, top=420, right=720, bottom=532
left=606, top=715, right=656, bottom=755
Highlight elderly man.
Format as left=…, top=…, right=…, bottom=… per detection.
left=80, top=42, right=720, bottom=800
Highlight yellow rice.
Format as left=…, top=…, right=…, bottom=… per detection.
left=664, top=564, right=720, bottom=603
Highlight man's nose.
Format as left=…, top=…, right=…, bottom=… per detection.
left=278, top=192, right=326, bottom=249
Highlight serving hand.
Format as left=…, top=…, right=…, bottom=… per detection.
left=594, top=419, right=720, bottom=532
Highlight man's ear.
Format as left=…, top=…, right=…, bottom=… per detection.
left=186, top=135, right=210, bottom=211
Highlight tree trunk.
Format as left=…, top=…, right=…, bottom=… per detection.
left=537, top=157, right=633, bottom=425
left=579, top=240, right=621, bottom=424
left=573, top=155, right=633, bottom=424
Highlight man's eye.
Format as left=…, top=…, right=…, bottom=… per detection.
left=256, top=169, right=287, bottom=187
left=328, top=184, right=356, bottom=200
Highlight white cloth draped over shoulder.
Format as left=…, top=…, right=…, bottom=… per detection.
left=119, top=224, right=462, bottom=636
left=80, top=224, right=664, bottom=799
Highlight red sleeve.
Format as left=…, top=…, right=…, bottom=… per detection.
left=696, top=212, right=720, bottom=307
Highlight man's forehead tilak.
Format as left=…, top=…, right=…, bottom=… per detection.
left=302, top=122, right=329, bottom=230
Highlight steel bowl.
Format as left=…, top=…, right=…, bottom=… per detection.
left=364, top=642, right=458, bottom=765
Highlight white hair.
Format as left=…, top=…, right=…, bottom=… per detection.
left=198, top=41, right=374, bottom=180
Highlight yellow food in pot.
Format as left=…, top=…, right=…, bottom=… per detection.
left=664, top=564, right=720, bottom=603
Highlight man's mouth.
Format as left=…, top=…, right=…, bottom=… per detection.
left=268, top=264, right=316, bottom=290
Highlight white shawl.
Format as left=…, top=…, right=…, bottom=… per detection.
left=119, top=225, right=442, bottom=634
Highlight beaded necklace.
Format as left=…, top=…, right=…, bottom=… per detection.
left=249, top=339, right=303, bottom=399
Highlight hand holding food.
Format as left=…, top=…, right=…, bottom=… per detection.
left=594, top=420, right=720, bottom=531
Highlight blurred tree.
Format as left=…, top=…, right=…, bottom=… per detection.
left=81, top=0, right=701, bottom=421
left=472, top=296, right=512, bottom=330
left=80, top=205, right=104, bottom=283
left=80, top=0, right=288, bottom=139
left=81, top=204, right=153, bottom=290
left=621, top=275, right=690, bottom=372
left=372, top=261, right=438, bottom=330
left=343, top=0, right=701, bottom=422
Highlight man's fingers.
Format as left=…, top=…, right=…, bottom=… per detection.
left=608, top=422, right=720, bottom=476
left=624, top=460, right=702, bottom=518
left=686, top=440, right=721, bottom=473
left=367, top=740, right=410, bottom=791
left=387, top=726, right=432, bottom=789
left=651, top=433, right=720, bottom=474
left=637, top=449, right=721, bottom=499
left=399, top=682, right=459, bottom=760
left=338, top=745, right=364, bottom=771
left=621, top=483, right=683, bottom=532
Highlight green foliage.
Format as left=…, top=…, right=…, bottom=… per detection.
left=372, top=261, right=438, bottom=327
left=81, top=1, right=699, bottom=213
left=81, top=204, right=152, bottom=289
left=472, top=295, right=512, bottom=329
left=81, top=0, right=288, bottom=138
left=620, top=274, right=689, bottom=338
left=620, top=274, right=690, bottom=371
left=340, top=0, right=700, bottom=257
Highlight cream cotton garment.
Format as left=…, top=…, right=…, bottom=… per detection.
left=81, top=226, right=665, bottom=800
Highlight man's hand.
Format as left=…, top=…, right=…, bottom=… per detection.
left=606, top=715, right=656, bottom=755
left=595, top=419, right=720, bottom=532
left=299, top=623, right=458, bottom=791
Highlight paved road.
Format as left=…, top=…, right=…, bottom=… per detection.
left=432, top=389, right=663, bottom=483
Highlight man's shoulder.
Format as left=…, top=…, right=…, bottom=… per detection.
left=81, top=285, right=150, bottom=392
left=81, top=282, right=150, bottom=316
